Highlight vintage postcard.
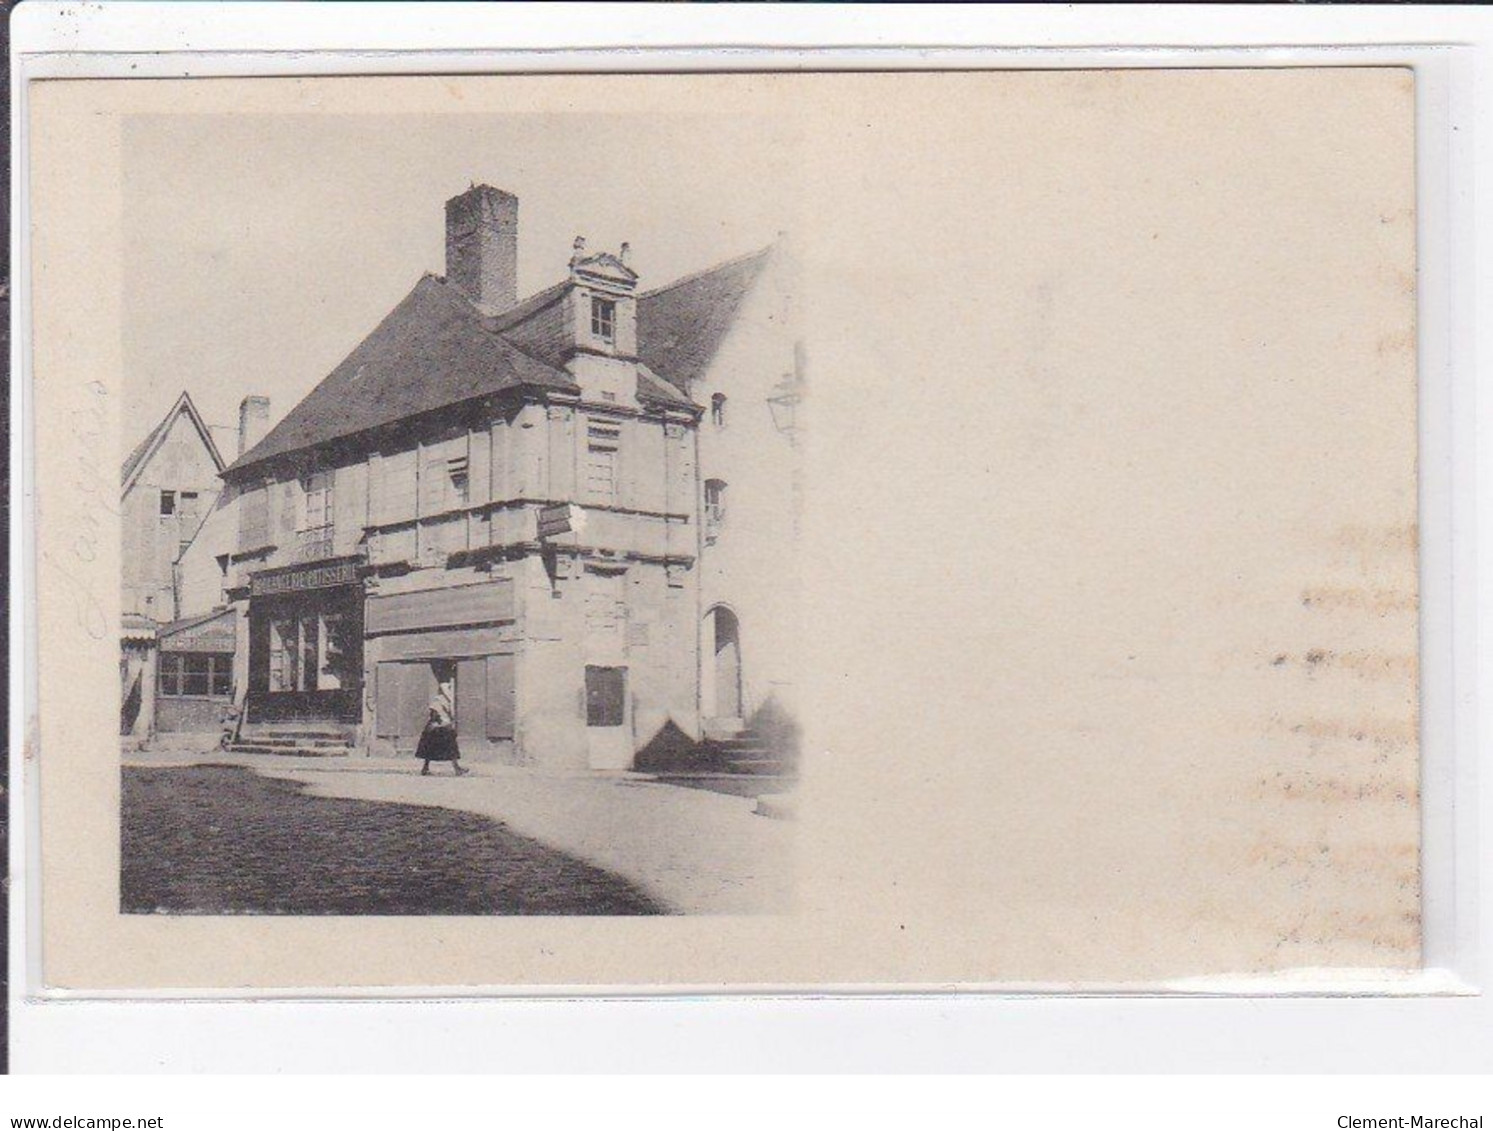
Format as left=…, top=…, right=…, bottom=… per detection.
left=26, top=68, right=1418, bottom=990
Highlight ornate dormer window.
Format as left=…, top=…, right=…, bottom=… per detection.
left=568, top=236, right=638, bottom=357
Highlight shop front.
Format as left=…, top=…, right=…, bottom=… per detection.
left=365, top=575, right=517, bottom=763
left=156, top=608, right=238, bottom=733
left=245, top=556, right=365, bottom=727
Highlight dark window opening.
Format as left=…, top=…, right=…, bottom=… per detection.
left=159, top=652, right=233, bottom=698
left=711, top=393, right=727, bottom=427
left=160, top=490, right=176, bottom=516
left=585, top=665, right=626, bottom=727
left=178, top=491, right=202, bottom=551
left=704, top=479, right=727, bottom=538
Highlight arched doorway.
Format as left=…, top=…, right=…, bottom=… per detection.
left=705, top=606, right=742, bottom=723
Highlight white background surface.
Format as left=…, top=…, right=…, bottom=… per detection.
left=7, top=2, right=1492, bottom=1081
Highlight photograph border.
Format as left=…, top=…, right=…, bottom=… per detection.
left=7, top=2, right=1490, bottom=1075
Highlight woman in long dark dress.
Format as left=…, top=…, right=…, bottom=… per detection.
left=416, top=683, right=469, bottom=776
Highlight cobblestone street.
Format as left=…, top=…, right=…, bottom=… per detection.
left=122, top=764, right=665, bottom=915
left=122, top=748, right=795, bottom=915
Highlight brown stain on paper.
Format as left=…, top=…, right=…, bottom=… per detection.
left=1236, top=507, right=1420, bottom=964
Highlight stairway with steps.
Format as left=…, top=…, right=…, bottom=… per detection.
left=706, top=729, right=794, bottom=776
left=224, top=725, right=357, bottom=758
left=633, top=723, right=797, bottom=777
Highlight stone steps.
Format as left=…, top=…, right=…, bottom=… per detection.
left=224, top=741, right=354, bottom=758
left=226, top=724, right=358, bottom=758
left=238, top=735, right=350, bottom=749
left=636, top=728, right=795, bottom=777
left=724, top=756, right=789, bottom=773
left=220, top=749, right=355, bottom=757
left=240, top=734, right=353, bottom=743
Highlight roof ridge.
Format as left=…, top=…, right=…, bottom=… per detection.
left=122, top=390, right=226, bottom=492
left=638, top=243, right=775, bottom=300
left=224, top=273, right=577, bottom=476
left=484, top=278, right=572, bottom=333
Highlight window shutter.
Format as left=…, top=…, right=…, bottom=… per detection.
left=379, top=449, right=418, bottom=525
left=238, top=483, right=270, bottom=551
left=489, top=419, right=509, bottom=502
left=467, top=427, right=491, bottom=508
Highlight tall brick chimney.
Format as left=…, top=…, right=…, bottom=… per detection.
left=445, top=184, right=518, bottom=313
left=238, top=395, right=270, bottom=458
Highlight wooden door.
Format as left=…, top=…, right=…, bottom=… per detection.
left=455, top=658, right=486, bottom=746
left=709, top=607, right=743, bottom=721
left=716, top=636, right=741, bottom=719
left=485, top=654, right=515, bottom=740
left=585, top=664, right=631, bottom=770
left=377, top=661, right=438, bottom=752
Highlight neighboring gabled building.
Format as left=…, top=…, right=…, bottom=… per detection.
left=637, top=244, right=804, bottom=749
left=121, top=391, right=270, bottom=742
left=120, top=391, right=227, bottom=740
left=120, top=391, right=226, bottom=623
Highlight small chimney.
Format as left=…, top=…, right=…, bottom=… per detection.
left=445, top=185, right=519, bottom=313
left=238, top=395, right=270, bottom=458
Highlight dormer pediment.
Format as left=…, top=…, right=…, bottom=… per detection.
left=572, top=252, right=638, bottom=289
left=568, top=237, right=639, bottom=296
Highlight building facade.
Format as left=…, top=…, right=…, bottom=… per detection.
left=221, top=186, right=703, bottom=770
left=636, top=245, right=804, bottom=744
left=201, top=184, right=803, bottom=771
left=120, top=391, right=227, bottom=623
left=121, top=388, right=274, bottom=741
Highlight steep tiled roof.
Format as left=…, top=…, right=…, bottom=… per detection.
left=225, top=242, right=774, bottom=477
left=487, top=280, right=574, bottom=368
left=488, top=279, right=570, bottom=334
left=636, top=246, right=773, bottom=392
left=636, top=365, right=696, bottom=409
left=121, top=421, right=166, bottom=485
left=226, top=276, right=578, bottom=476
left=122, top=391, right=225, bottom=494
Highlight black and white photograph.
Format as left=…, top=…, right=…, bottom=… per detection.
left=23, top=63, right=1437, bottom=1001
left=13, top=0, right=1493, bottom=1102
left=114, top=111, right=805, bottom=918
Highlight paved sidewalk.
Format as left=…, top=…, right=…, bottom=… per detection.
left=124, top=744, right=795, bottom=915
